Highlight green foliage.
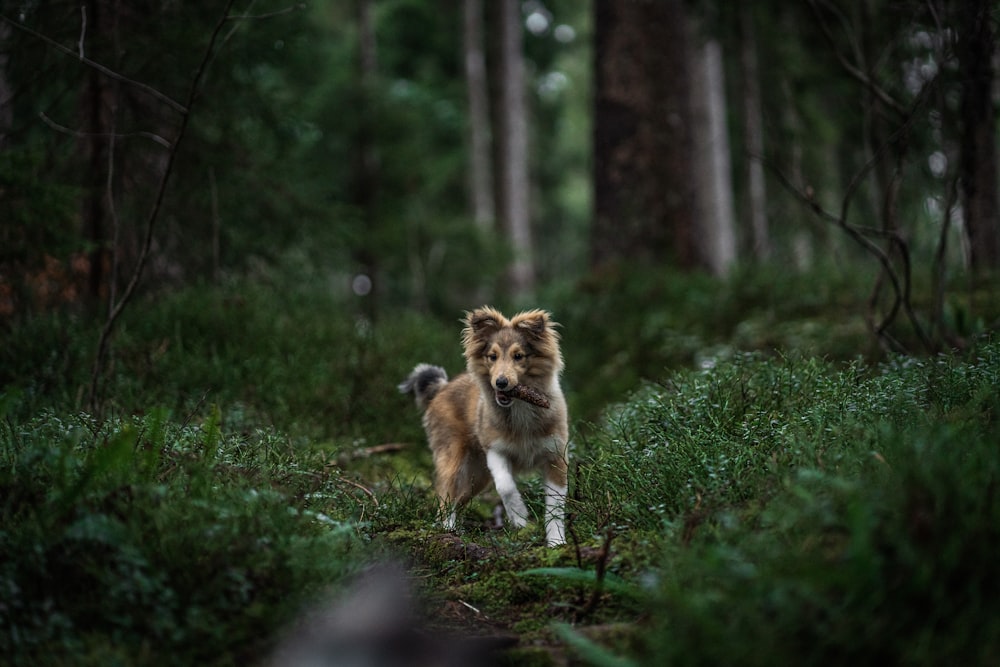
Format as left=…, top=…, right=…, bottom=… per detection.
left=0, top=148, right=80, bottom=263
left=2, top=271, right=998, bottom=665
left=642, top=420, right=1000, bottom=666
left=0, top=408, right=365, bottom=666
left=566, top=342, right=1000, bottom=666
left=552, top=262, right=881, bottom=420
left=1, top=281, right=456, bottom=444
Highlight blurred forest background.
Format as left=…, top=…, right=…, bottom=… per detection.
left=3, top=2, right=1000, bottom=665
left=2, top=0, right=998, bottom=344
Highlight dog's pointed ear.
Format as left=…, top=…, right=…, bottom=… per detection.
left=462, top=307, right=505, bottom=354
left=466, top=307, right=503, bottom=335
left=513, top=310, right=553, bottom=340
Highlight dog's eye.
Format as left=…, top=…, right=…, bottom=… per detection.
left=487, top=353, right=498, bottom=362
left=513, top=352, right=525, bottom=361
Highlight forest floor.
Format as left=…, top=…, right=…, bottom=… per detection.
left=3, top=271, right=1000, bottom=666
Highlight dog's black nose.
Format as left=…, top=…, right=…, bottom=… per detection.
left=495, top=376, right=509, bottom=390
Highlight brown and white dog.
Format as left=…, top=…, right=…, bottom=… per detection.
left=399, top=307, right=569, bottom=546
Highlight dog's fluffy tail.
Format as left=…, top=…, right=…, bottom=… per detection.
left=398, top=363, right=448, bottom=411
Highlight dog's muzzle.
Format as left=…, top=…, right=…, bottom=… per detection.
left=494, top=389, right=513, bottom=408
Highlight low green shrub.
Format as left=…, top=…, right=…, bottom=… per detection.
left=0, top=281, right=456, bottom=445
left=0, top=408, right=367, bottom=666
left=565, top=342, right=1000, bottom=666
left=644, top=417, right=1000, bottom=666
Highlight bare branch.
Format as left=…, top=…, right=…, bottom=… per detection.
left=87, top=0, right=240, bottom=411
left=38, top=111, right=171, bottom=148
left=78, top=5, right=86, bottom=59
left=227, top=3, right=307, bottom=20
left=0, top=13, right=188, bottom=114
left=758, top=76, right=936, bottom=355
left=806, top=0, right=909, bottom=117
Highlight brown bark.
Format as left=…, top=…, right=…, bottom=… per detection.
left=508, top=384, right=550, bottom=409
left=353, top=0, right=380, bottom=315
left=957, top=0, right=1000, bottom=271
left=0, top=22, right=11, bottom=149
left=739, top=4, right=770, bottom=261
left=591, top=0, right=699, bottom=271
left=463, top=0, right=494, bottom=232
left=79, top=0, right=117, bottom=302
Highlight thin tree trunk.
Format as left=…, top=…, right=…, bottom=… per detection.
left=88, top=0, right=238, bottom=411
left=0, top=22, right=12, bottom=149
left=497, top=0, right=533, bottom=296
left=781, top=74, right=815, bottom=270
left=353, top=0, right=380, bottom=316
left=689, top=30, right=737, bottom=276
left=80, top=0, right=116, bottom=302
left=739, top=4, right=770, bottom=261
left=957, top=0, right=1000, bottom=271
left=463, top=0, right=494, bottom=232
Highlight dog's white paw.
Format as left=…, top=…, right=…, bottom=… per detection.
left=507, top=511, right=528, bottom=529
left=545, top=520, right=566, bottom=547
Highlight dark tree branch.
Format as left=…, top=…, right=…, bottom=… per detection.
left=86, top=0, right=240, bottom=412
left=759, top=99, right=935, bottom=355
left=38, top=111, right=171, bottom=148
left=0, top=13, right=188, bottom=114
left=759, top=7, right=942, bottom=353
left=806, top=0, right=909, bottom=118
left=227, top=3, right=306, bottom=20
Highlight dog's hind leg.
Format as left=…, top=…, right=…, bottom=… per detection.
left=435, top=448, right=490, bottom=532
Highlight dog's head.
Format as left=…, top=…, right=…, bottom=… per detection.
left=462, top=307, right=562, bottom=408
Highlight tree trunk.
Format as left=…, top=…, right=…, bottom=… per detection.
left=496, top=0, right=534, bottom=296
left=591, top=0, right=699, bottom=271
left=739, top=4, right=770, bottom=261
left=463, top=0, right=494, bottom=232
left=79, top=0, right=117, bottom=302
left=353, top=0, right=380, bottom=316
left=0, top=21, right=11, bottom=149
left=689, top=30, right=737, bottom=277
left=957, top=0, right=1000, bottom=271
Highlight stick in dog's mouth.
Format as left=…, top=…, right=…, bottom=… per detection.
left=505, top=385, right=550, bottom=409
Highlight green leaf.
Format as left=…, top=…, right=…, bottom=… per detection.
left=519, top=567, right=640, bottom=598
left=554, top=623, right=637, bottom=667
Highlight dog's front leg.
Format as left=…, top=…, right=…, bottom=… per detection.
left=486, top=449, right=529, bottom=528
left=544, top=457, right=568, bottom=546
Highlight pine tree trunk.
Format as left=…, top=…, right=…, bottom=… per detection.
left=463, top=0, right=494, bottom=232
left=79, top=0, right=116, bottom=303
left=957, top=0, right=1000, bottom=271
left=591, top=0, right=699, bottom=271
left=0, top=22, right=11, bottom=149
left=739, top=4, right=770, bottom=261
left=496, top=0, right=534, bottom=296
left=353, top=0, right=380, bottom=315
left=689, top=30, right=737, bottom=276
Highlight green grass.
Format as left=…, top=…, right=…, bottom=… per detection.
left=1, top=270, right=998, bottom=665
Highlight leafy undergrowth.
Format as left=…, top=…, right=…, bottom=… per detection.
left=2, top=273, right=999, bottom=665
left=362, top=343, right=1000, bottom=666
left=0, top=407, right=376, bottom=665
